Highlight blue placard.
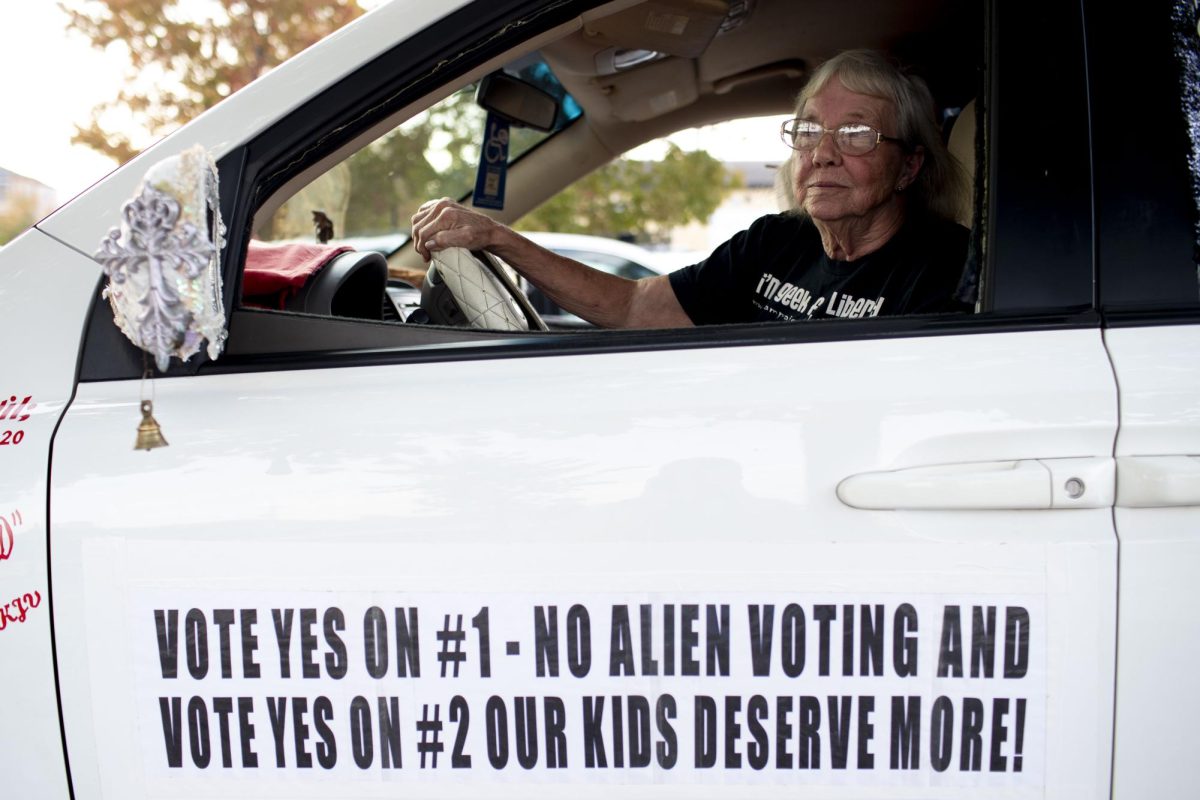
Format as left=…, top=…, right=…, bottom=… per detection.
left=472, top=112, right=510, bottom=209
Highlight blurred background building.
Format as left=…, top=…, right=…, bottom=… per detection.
left=0, top=167, right=57, bottom=218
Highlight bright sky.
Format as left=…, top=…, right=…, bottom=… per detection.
left=1, top=2, right=784, bottom=206
left=1, top=4, right=133, bottom=202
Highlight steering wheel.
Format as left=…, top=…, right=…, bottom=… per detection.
left=420, top=247, right=548, bottom=332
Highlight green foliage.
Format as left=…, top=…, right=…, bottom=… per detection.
left=344, top=88, right=483, bottom=236
left=60, top=0, right=366, bottom=163
left=518, top=144, right=741, bottom=242
left=62, top=2, right=743, bottom=242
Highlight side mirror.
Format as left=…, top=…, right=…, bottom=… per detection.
left=475, top=73, right=560, bottom=132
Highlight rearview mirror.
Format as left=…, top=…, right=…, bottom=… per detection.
left=475, top=73, right=560, bottom=132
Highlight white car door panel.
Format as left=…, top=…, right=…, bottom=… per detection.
left=49, top=327, right=1117, bottom=799
left=0, top=231, right=101, bottom=798
left=1107, top=325, right=1200, bottom=798
left=1116, top=456, right=1200, bottom=508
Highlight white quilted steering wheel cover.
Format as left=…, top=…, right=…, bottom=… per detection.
left=430, top=247, right=527, bottom=331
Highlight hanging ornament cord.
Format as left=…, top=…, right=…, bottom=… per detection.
left=135, top=354, right=169, bottom=451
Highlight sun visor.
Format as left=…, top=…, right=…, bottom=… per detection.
left=582, top=0, right=730, bottom=58
left=596, top=57, right=699, bottom=122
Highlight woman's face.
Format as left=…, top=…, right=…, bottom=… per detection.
left=793, top=79, right=922, bottom=226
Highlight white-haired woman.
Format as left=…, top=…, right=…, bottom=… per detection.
left=411, top=49, right=970, bottom=327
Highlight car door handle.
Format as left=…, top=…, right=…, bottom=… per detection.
left=837, top=457, right=1115, bottom=510
left=1116, top=456, right=1200, bottom=508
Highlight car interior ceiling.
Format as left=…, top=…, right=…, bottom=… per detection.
left=248, top=0, right=983, bottom=333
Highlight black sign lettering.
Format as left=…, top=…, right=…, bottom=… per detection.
left=628, top=696, right=651, bottom=768
left=748, top=604, right=774, bottom=677
left=567, top=604, right=591, bottom=678
left=266, top=696, right=288, bottom=767
left=681, top=605, right=700, bottom=677
left=185, top=609, right=209, bottom=680
left=856, top=695, right=875, bottom=769
left=798, top=696, right=820, bottom=769
left=238, top=697, right=258, bottom=768
left=937, top=606, right=964, bottom=678
left=1004, top=607, right=1030, bottom=678
left=610, top=606, right=635, bottom=676
left=545, top=696, right=568, bottom=768
left=213, top=609, right=235, bottom=679
left=394, top=608, right=421, bottom=678
left=271, top=609, right=294, bottom=679
left=240, top=610, right=260, bottom=679
left=813, top=605, right=836, bottom=676
left=893, top=603, right=918, bottom=677
left=583, top=696, right=606, bottom=768
left=889, top=696, right=920, bottom=770
left=860, top=605, right=885, bottom=676
left=971, top=606, right=997, bottom=678
left=324, top=608, right=347, bottom=679
left=930, top=696, right=953, bottom=772
left=292, top=697, right=313, bottom=769
left=349, top=696, right=373, bottom=769
left=960, top=697, right=985, bottom=771
left=694, top=695, right=716, bottom=768
left=314, top=696, right=337, bottom=769
left=639, top=605, right=659, bottom=676
left=746, top=695, right=769, bottom=770
left=159, top=697, right=183, bottom=768
left=828, top=696, right=851, bottom=769
left=378, top=697, right=402, bottom=769
left=486, top=696, right=508, bottom=769
left=155, top=610, right=179, bottom=679
left=212, top=696, right=235, bottom=767
left=535, top=606, right=559, bottom=677
left=363, top=607, right=387, bottom=679
left=656, top=695, right=678, bottom=769
left=188, top=696, right=212, bottom=768
left=724, top=696, right=743, bottom=768
left=299, top=610, right=320, bottom=680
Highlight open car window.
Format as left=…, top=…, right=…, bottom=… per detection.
left=206, top=0, right=1095, bottom=364
left=254, top=56, right=582, bottom=251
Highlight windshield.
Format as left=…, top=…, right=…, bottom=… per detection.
left=258, top=55, right=580, bottom=250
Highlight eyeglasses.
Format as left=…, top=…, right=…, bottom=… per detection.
left=780, top=118, right=906, bottom=156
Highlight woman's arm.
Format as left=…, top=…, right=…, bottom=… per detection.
left=411, top=198, right=692, bottom=329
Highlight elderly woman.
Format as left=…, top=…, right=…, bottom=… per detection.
left=411, top=49, right=969, bottom=327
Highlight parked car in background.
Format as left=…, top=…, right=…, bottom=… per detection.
left=519, top=231, right=703, bottom=325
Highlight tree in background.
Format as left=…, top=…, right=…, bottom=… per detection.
left=62, top=0, right=740, bottom=244
left=60, top=0, right=365, bottom=163
left=517, top=144, right=740, bottom=243
left=343, top=87, right=484, bottom=237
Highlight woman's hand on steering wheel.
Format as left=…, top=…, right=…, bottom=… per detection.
left=411, top=198, right=508, bottom=262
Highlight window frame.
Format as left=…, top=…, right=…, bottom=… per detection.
left=77, top=0, right=1103, bottom=384
left=1086, top=1, right=1200, bottom=323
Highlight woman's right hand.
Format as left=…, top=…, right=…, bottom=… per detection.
left=410, top=198, right=510, bottom=262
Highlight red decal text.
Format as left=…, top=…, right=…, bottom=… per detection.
left=0, top=590, right=41, bottom=631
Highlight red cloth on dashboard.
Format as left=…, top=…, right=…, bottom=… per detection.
left=243, top=240, right=352, bottom=308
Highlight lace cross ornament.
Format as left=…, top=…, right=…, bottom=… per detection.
left=95, top=145, right=226, bottom=372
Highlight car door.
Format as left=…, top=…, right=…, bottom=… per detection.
left=44, top=1, right=1119, bottom=799
left=1088, top=6, right=1200, bottom=797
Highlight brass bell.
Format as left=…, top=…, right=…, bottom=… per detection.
left=134, top=400, right=169, bottom=451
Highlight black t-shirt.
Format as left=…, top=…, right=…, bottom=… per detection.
left=668, top=212, right=970, bottom=325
